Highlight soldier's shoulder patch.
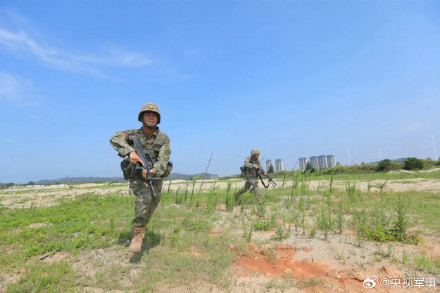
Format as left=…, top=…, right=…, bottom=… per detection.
left=165, top=149, right=171, bottom=155
left=117, top=129, right=136, bottom=138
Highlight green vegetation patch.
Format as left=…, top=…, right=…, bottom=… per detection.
left=0, top=193, right=133, bottom=266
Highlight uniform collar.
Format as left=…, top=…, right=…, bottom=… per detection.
left=138, top=127, right=160, bottom=138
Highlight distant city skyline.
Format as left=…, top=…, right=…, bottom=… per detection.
left=300, top=155, right=336, bottom=171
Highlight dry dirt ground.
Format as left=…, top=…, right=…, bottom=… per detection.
left=1, top=179, right=439, bottom=292
left=2, top=177, right=440, bottom=210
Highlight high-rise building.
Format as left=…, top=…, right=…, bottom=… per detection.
left=266, top=160, right=273, bottom=172
left=327, top=155, right=335, bottom=168
left=304, top=155, right=335, bottom=170
left=275, top=159, right=284, bottom=172
left=299, top=157, right=308, bottom=171
left=318, top=155, right=328, bottom=170
left=309, top=156, right=319, bottom=170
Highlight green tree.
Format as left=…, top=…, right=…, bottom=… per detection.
left=268, top=163, right=275, bottom=174
left=376, top=159, right=392, bottom=172
left=404, top=157, right=424, bottom=170
left=304, top=162, right=315, bottom=173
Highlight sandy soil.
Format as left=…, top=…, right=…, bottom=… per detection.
left=2, top=177, right=440, bottom=210
left=1, top=179, right=439, bottom=292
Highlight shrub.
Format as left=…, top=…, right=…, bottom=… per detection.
left=404, top=157, right=424, bottom=170
left=376, top=159, right=392, bottom=172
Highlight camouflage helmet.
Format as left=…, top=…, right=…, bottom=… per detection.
left=138, top=103, right=161, bottom=124
left=251, top=149, right=260, bottom=156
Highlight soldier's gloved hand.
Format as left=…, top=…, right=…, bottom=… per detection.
left=264, top=173, right=267, bottom=176
left=255, top=166, right=260, bottom=170
left=129, top=151, right=143, bottom=165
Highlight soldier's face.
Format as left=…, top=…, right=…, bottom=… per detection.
left=255, top=154, right=260, bottom=159
left=142, top=112, right=158, bottom=126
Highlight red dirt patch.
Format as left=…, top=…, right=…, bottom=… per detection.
left=234, top=243, right=326, bottom=279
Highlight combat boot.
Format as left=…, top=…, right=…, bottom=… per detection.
left=129, top=225, right=145, bottom=253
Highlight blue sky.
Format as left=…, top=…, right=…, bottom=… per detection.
left=1, top=1, right=440, bottom=183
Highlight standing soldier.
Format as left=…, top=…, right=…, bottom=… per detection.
left=235, top=149, right=267, bottom=204
left=110, top=103, right=171, bottom=253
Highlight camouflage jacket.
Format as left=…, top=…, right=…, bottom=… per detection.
left=110, top=127, right=171, bottom=177
left=243, top=156, right=263, bottom=178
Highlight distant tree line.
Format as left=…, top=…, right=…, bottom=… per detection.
left=312, top=157, right=439, bottom=174
left=0, top=183, right=15, bottom=189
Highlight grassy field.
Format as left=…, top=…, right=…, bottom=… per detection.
left=1, top=172, right=439, bottom=292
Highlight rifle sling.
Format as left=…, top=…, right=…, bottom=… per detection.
left=258, top=172, right=270, bottom=188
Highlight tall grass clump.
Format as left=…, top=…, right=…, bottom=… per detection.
left=299, top=193, right=306, bottom=236
left=314, top=191, right=332, bottom=239
left=190, top=174, right=200, bottom=204
left=329, top=172, right=335, bottom=193
left=174, top=189, right=182, bottom=204
left=207, top=185, right=217, bottom=212
left=281, top=172, right=288, bottom=188
left=287, top=170, right=301, bottom=207
left=352, top=200, right=420, bottom=244
left=247, top=221, right=254, bottom=243
left=184, top=181, right=189, bottom=202
left=345, top=179, right=360, bottom=202
left=393, top=194, right=407, bottom=237
left=224, top=181, right=234, bottom=212
left=337, top=200, right=343, bottom=234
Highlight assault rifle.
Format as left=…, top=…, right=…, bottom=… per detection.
left=127, top=135, right=161, bottom=198
left=258, top=169, right=277, bottom=188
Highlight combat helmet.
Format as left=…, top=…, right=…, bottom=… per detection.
left=138, top=103, right=161, bottom=124
left=251, top=149, right=260, bottom=156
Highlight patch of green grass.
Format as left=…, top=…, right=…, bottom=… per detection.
left=0, top=193, right=133, bottom=266
left=254, top=217, right=274, bottom=231
left=413, top=251, right=440, bottom=275
left=352, top=206, right=420, bottom=244
left=271, top=226, right=290, bottom=241
left=295, top=277, right=321, bottom=289
left=7, top=260, right=78, bottom=292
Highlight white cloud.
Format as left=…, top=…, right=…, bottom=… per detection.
left=103, top=44, right=151, bottom=67
left=0, top=9, right=191, bottom=82
left=0, top=72, right=39, bottom=107
left=0, top=28, right=152, bottom=77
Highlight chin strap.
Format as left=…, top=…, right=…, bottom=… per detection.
left=143, top=122, right=157, bottom=130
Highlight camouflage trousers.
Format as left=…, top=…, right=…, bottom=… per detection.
left=129, top=179, right=163, bottom=227
left=236, top=177, right=260, bottom=198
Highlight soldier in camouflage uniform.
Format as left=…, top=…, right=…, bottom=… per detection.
left=110, top=103, right=171, bottom=253
left=235, top=149, right=267, bottom=204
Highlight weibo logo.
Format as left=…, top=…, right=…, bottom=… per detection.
left=363, top=276, right=378, bottom=289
